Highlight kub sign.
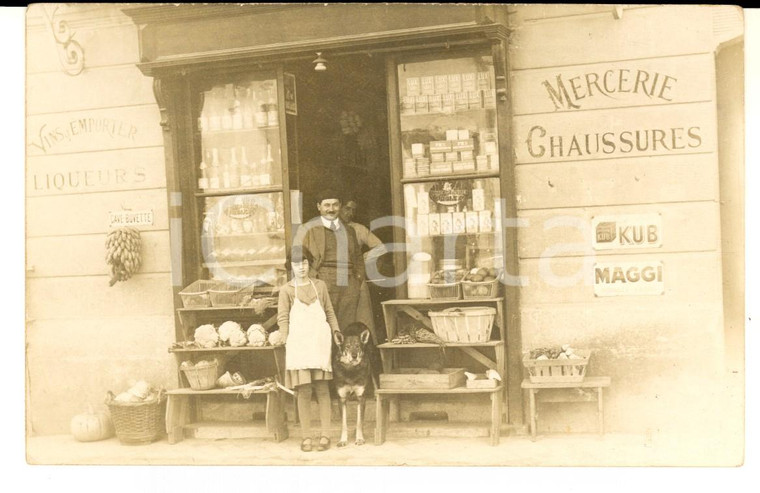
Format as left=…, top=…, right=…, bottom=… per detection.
left=591, top=213, right=662, bottom=250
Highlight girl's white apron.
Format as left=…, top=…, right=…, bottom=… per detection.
left=285, top=279, right=333, bottom=372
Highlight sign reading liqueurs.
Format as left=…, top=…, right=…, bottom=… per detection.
left=594, top=261, right=664, bottom=297
left=592, top=213, right=662, bottom=250
left=109, top=209, right=154, bottom=228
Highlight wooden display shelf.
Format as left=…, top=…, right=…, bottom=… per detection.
left=200, top=125, right=280, bottom=135
left=377, top=341, right=503, bottom=349
left=169, top=345, right=283, bottom=353
left=375, top=385, right=502, bottom=446
left=400, top=171, right=499, bottom=184
left=399, top=107, right=496, bottom=119
left=177, top=306, right=278, bottom=314
left=382, top=297, right=503, bottom=305
left=165, top=386, right=288, bottom=444
left=203, top=259, right=284, bottom=268
left=202, top=230, right=285, bottom=238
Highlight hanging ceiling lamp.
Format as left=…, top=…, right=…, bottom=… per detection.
left=313, top=52, right=327, bottom=72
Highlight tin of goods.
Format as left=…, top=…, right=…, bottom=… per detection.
left=434, top=75, right=449, bottom=95
left=400, top=96, right=416, bottom=115
left=455, top=92, right=469, bottom=112
left=452, top=139, right=474, bottom=151
left=478, top=71, right=492, bottom=90
left=417, top=166, right=431, bottom=176
left=439, top=258, right=463, bottom=271
left=420, top=76, right=435, bottom=96
left=452, top=212, right=466, bottom=234
left=488, top=154, right=500, bottom=170
left=416, top=214, right=429, bottom=237
left=462, top=72, right=477, bottom=92
left=430, top=152, right=445, bottom=163
left=406, top=77, right=421, bottom=96
left=415, top=157, right=430, bottom=167
left=468, top=91, right=483, bottom=109
left=446, top=129, right=459, bottom=141
left=479, top=210, right=493, bottom=232
left=429, top=213, right=441, bottom=235
left=483, top=141, right=498, bottom=154
left=442, top=94, right=455, bottom=113
left=445, top=151, right=459, bottom=162
left=483, top=90, right=496, bottom=109
left=415, top=95, right=429, bottom=114
left=417, top=191, right=430, bottom=214
left=466, top=211, right=480, bottom=233
left=458, top=129, right=470, bottom=140
left=440, top=212, right=453, bottom=235
left=447, top=73, right=462, bottom=93
left=198, top=177, right=209, bottom=190
left=431, top=163, right=453, bottom=175
left=453, top=161, right=475, bottom=172
left=476, top=155, right=489, bottom=171
left=429, top=94, right=443, bottom=113
left=460, top=150, right=474, bottom=160
left=411, top=143, right=426, bottom=158
left=430, top=140, right=452, bottom=152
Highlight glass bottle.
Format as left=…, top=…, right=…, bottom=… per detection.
left=221, top=84, right=234, bottom=130
left=221, top=149, right=231, bottom=189
left=198, top=153, right=209, bottom=190
left=260, top=143, right=273, bottom=186
left=254, top=90, right=268, bottom=127
left=231, top=86, right=243, bottom=130
left=472, top=179, right=485, bottom=212
left=240, top=146, right=252, bottom=187
left=267, top=94, right=279, bottom=127
left=242, top=88, right=254, bottom=129
left=229, top=147, right=241, bottom=188
left=208, top=87, right=222, bottom=131
left=209, top=148, right=221, bottom=189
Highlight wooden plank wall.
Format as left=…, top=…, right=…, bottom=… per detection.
left=25, top=5, right=175, bottom=435
left=507, top=5, right=726, bottom=434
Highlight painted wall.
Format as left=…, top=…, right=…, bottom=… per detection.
left=25, top=5, right=175, bottom=435
left=508, top=5, right=734, bottom=438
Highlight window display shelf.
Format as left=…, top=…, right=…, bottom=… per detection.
left=401, top=171, right=499, bottom=184
left=169, top=345, right=283, bottom=353
left=202, top=230, right=285, bottom=239
left=400, top=107, right=496, bottom=120
left=196, top=185, right=282, bottom=197
left=200, top=126, right=279, bottom=135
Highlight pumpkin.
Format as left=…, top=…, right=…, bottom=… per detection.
left=70, top=405, right=114, bottom=442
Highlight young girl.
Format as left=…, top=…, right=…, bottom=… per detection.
left=277, top=245, right=339, bottom=452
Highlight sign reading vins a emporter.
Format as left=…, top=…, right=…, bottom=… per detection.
left=594, top=261, right=664, bottom=297
left=591, top=213, right=662, bottom=250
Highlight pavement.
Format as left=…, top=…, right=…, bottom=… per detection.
left=25, top=427, right=743, bottom=467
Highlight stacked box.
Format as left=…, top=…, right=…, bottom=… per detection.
left=415, top=95, right=429, bottom=114
left=400, top=96, right=415, bottom=115
left=432, top=162, right=453, bottom=175
left=468, top=91, right=482, bottom=109
left=403, top=158, right=416, bottom=177
left=462, top=73, right=477, bottom=93
left=442, top=94, right=455, bottom=113
left=421, top=76, right=435, bottom=96
left=455, top=92, right=469, bottom=112
left=429, top=94, right=443, bottom=113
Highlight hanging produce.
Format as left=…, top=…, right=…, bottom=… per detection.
left=105, top=227, right=142, bottom=286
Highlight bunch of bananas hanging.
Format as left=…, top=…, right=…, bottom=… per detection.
left=105, top=227, right=142, bottom=287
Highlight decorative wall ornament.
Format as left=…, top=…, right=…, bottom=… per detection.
left=42, top=5, right=85, bottom=76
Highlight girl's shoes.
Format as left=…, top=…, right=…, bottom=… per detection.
left=300, top=438, right=313, bottom=452
left=317, top=436, right=331, bottom=451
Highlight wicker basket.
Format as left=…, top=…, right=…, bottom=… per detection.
left=428, top=307, right=496, bottom=343
left=522, top=349, right=591, bottom=383
left=462, top=277, right=501, bottom=299
left=180, top=360, right=220, bottom=390
left=105, top=390, right=166, bottom=445
left=427, top=282, right=461, bottom=300
left=179, top=279, right=221, bottom=308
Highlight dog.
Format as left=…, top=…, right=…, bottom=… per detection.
left=332, top=322, right=374, bottom=447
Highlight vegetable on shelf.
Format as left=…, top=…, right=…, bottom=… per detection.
left=194, top=324, right=220, bottom=348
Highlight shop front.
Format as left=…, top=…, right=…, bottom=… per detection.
left=26, top=4, right=743, bottom=453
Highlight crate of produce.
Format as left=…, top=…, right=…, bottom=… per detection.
left=522, top=348, right=591, bottom=383
left=427, top=282, right=461, bottom=300
left=379, top=368, right=465, bottom=390
left=179, top=279, right=221, bottom=308
left=208, top=283, right=256, bottom=307
left=428, top=307, right=496, bottom=343
left=179, top=359, right=221, bottom=390
left=105, top=389, right=166, bottom=445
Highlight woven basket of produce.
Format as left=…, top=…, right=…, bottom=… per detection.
left=428, top=307, right=495, bottom=343
left=180, top=359, right=221, bottom=390
left=105, top=387, right=166, bottom=445
left=522, top=346, right=590, bottom=383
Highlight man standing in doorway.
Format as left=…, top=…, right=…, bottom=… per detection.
left=293, top=190, right=365, bottom=332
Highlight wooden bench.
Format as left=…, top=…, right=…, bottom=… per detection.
left=521, top=376, right=611, bottom=440
left=375, top=385, right=503, bottom=446
left=165, top=387, right=288, bottom=444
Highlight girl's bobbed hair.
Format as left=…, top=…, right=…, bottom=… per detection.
left=286, top=245, right=315, bottom=266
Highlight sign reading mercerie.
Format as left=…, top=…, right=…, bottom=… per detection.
left=592, top=213, right=662, bottom=250
left=594, top=261, right=664, bottom=297
left=109, top=210, right=154, bottom=228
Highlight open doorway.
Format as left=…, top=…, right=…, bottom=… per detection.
left=285, top=53, right=395, bottom=338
